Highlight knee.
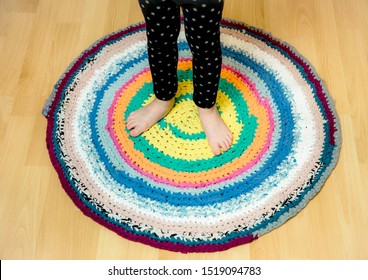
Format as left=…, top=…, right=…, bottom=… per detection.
left=190, top=41, right=222, bottom=59
left=185, top=30, right=221, bottom=56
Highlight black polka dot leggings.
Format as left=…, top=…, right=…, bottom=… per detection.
left=138, top=0, right=224, bottom=108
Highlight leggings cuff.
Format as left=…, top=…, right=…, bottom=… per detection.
left=155, top=94, right=176, bottom=101
left=193, top=98, right=216, bottom=109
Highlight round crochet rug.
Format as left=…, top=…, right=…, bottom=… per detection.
left=42, top=18, right=341, bottom=253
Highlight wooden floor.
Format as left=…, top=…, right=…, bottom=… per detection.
left=0, top=0, right=367, bottom=260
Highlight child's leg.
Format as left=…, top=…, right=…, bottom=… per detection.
left=182, top=0, right=232, bottom=155
left=127, top=0, right=180, bottom=137
left=182, top=0, right=223, bottom=108
left=140, top=0, right=181, bottom=100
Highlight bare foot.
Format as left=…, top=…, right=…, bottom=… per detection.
left=126, top=97, right=175, bottom=137
left=198, top=105, right=233, bottom=156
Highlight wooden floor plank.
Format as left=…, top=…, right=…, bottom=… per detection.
left=1, top=0, right=367, bottom=259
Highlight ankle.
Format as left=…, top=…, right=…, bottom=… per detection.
left=197, top=104, right=217, bottom=115
left=155, top=97, right=175, bottom=106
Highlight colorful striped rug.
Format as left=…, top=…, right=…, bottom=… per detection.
left=42, top=18, right=341, bottom=253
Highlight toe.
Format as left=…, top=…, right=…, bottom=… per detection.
left=221, top=140, right=230, bottom=151
left=129, top=127, right=141, bottom=137
left=126, top=120, right=136, bottom=130
left=213, top=144, right=222, bottom=156
left=227, top=132, right=233, bottom=141
left=214, top=149, right=221, bottom=156
left=127, top=112, right=136, bottom=122
left=226, top=135, right=232, bottom=146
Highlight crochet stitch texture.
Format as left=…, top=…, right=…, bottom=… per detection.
left=42, top=18, right=341, bottom=253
